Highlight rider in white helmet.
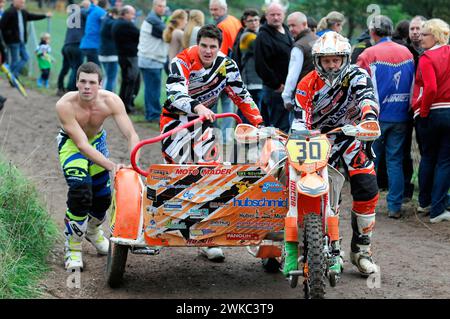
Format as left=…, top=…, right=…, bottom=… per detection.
left=292, top=31, right=380, bottom=276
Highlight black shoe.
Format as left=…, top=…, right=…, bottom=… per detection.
left=0, top=96, right=6, bottom=111
left=56, top=89, right=66, bottom=97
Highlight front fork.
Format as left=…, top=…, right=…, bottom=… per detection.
left=283, top=165, right=343, bottom=285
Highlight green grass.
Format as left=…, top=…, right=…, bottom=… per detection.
left=0, top=158, right=59, bottom=299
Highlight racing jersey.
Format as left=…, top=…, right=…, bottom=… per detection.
left=293, top=65, right=379, bottom=133
left=161, top=45, right=263, bottom=128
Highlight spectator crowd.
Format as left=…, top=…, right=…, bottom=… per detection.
left=0, top=0, right=449, bottom=223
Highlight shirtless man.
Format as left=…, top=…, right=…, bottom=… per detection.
left=56, top=62, right=139, bottom=271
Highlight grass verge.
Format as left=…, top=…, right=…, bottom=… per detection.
left=0, top=158, right=58, bottom=299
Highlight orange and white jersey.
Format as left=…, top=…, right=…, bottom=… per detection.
left=162, top=45, right=263, bottom=127
left=293, top=66, right=379, bottom=133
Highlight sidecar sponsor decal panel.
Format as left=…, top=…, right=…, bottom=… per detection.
left=142, top=164, right=288, bottom=246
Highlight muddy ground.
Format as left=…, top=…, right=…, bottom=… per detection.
left=1, top=79, right=450, bottom=299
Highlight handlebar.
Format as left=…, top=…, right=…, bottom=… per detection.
left=130, top=113, right=243, bottom=177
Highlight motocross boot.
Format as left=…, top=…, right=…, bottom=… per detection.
left=328, top=240, right=344, bottom=274
left=350, top=211, right=378, bottom=276
left=85, top=216, right=109, bottom=255
left=64, top=217, right=88, bottom=271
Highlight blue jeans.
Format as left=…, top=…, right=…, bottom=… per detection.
left=101, top=61, right=118, bottom=92
left=141, top=67, right=162, bottom=121
left=415, top=109, right=450, bottom=218
left=8, top=42, right=29, bottom=77
left=373, top=121, right=408, bottom=212
left=261, top=86, right=290, bottom=133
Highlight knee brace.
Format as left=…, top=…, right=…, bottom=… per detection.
left=350, top=173, right=379, bottom=214
left=67, top=183, right=93, bottom=217
left=91, top=195, right=112, bottom=221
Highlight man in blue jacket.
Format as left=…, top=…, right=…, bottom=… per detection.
left=357, top=15, right=415, bottom=219
left=80, top=0, right=107, bottom=65
left=99, top=7, right=119, bottom=92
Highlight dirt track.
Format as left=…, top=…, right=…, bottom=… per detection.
left=1, top=79, right=450, bottom=299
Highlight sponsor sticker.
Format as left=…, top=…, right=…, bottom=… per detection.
left=146, top=219, right=158, bottom=231
left=290, top=181, right=296, bottom=207
left=226, top=233, right=259, bottom=240
left=186, top=238, right=214, bottom=245
left=209, top=202, right=229, bottom=208
left=233, top=197, right=288, bottom=207
left=163, top=201, right=183, bottom=211
left=191, top=184, right=231, bottom=191
left=237, top=170, right=265, bottom=177
left=165, top=219, right=187, bottom=229
left=209, top=220, right=231, bottom=227
left=239, top=211, right=284, bottom=219
left=149, top=169, right=169, bottom=175
left=187, top=208, right=209, bottom=219
left=146, top=206, right=157, bottom=214
left=151, top=176, right=170, bottom=181
left=190, top=229, right=216, bottom=236
left=175, top=167, right=232, bottom=176
left=261, top=182, right=284, bottom=193
left=182, top=190, right=195, bottom=199
left=157, top=184, right=189, bottom=189
left=236, top=221, right=274, bottom=230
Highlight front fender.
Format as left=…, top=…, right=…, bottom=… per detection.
left=297, top=173, right=328, bottom=197
left=110, top=168, right=143, bottom=240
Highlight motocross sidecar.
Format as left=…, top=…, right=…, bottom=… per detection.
left=106, top=114, right=289, bottom=288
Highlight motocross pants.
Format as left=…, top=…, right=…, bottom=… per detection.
left=329, top=137, right=379, bottom=254
left=57, top=129, right=112, bottom=239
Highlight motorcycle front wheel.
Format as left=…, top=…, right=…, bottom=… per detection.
left=304, top=213, right=326, bottom=299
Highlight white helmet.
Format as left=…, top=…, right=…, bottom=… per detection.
left=312, top=31, right=352, bottom=87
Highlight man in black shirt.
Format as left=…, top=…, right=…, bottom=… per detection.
left=112, top=5, right=140, bottom=113
left=254, top=2, right=293, bottom=132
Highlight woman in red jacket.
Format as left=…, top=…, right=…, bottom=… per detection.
left=412, top=19, right=450, bottom=223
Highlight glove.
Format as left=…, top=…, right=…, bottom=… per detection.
left=354, top=120, right=381, bottom=142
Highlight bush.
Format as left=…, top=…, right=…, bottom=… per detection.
left=0, top=159, right=59, bottom=298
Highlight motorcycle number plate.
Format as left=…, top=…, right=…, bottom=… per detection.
left=286, top=136, right=331, bottom=165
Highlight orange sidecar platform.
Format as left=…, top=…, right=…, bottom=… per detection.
left=110, top=164, right=288, bottom=252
